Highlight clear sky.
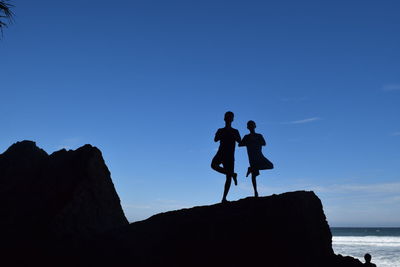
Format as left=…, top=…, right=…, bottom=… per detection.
left=1, top=0, right=400, bottom=226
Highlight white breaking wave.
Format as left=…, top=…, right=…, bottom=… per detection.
left=333, top=236, right=400, bottom=267
left=333, top=236, right=400, bottom=247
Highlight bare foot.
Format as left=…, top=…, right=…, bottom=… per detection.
left=246, top=167, right=251, bottom=177
left=232, top=172, right=238, bottom=186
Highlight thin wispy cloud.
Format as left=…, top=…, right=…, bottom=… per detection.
left=382, top=84, right=400, bottom=92
left=310, top=182, right=400, bottom=194
left=245, top=181, right=400, bottom=196
left=281, top=96, right=309, bottom=102
left=381, top=195, right=400, bottom=204
left=391, top=132, right=400, bottom=136
left=283, top=117, right=321, bottom=125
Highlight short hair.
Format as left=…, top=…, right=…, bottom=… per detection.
left=247, top=120, right=256, bottom=128
left=224, top=111, right=234, bottom=121
left=364, top=253, right=372, bottom=262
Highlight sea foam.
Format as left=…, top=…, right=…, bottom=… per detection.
left=333, top=236, right=400, bottom=267
left=333, top=236, right=400, bottom=247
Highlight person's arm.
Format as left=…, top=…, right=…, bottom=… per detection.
left=214, top=129, right=221, bottom=142
left=236, top=130, right=242, bottom=144
left=260, top=134, right=266, bottom=146
left=238, top=134, right=245, bottom=147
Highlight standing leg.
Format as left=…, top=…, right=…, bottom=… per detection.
left=222, top=174, right=232, bottom=203
left=251, top=173, right=258, bottom=198
left=221, top=158, right=236, bottom=202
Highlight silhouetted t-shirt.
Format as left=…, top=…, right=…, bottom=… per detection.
left=240, top=133, right=273, bottom=170
left=240, top=133, right=265, bottom=163
left=215, top=127, right=240, bottom=157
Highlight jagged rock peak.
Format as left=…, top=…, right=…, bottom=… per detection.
left=0, top=140, right=128, bottom=239
left=2, top=140, right=48, bottom=157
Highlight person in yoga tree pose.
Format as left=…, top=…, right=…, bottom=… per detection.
left=239, top=120, right=273, bottom=197
left=211, top=111, right=241, bottom=203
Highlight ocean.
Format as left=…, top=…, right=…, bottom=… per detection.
left=331, top=227, right=400, bottom=267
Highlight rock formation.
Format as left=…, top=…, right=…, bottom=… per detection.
left=0, top=140, right=128, bottom=242
left=0, top=141, right=363, bottom=267
left=88, top=191, right=363, bottom=267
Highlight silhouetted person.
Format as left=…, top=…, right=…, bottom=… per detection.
left=239, top=120, right=273, bottom=197
left=211, top=111, right=241, bottom=203
left=364, top=253, right=377, bottom=267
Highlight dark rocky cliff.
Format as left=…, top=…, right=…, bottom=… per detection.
left=0, top=140, right=128, bottom=242
left=87, top=191, right=363, bottom=267
left=0, top=141, right=362, bottom=267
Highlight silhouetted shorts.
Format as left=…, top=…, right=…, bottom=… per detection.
left=212, top=151, right=234, bottom=174
left=249, top=156, right=274, bottom=176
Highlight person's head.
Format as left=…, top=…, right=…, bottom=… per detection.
left=224, top=111, right=234, bottom=123
left=247, top=120, right=256, bottom=131
left=364, top=253, right=372, bottom=263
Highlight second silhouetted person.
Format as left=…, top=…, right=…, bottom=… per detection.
left=239, top=120, right=273, bottom=197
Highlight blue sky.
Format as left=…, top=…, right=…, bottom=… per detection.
left=1, top=0, right=400, bottom=226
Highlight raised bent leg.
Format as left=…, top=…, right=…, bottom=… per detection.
left=211, top=152, right=227, bottom=174
left=211, top=162, right=227, bottom=174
